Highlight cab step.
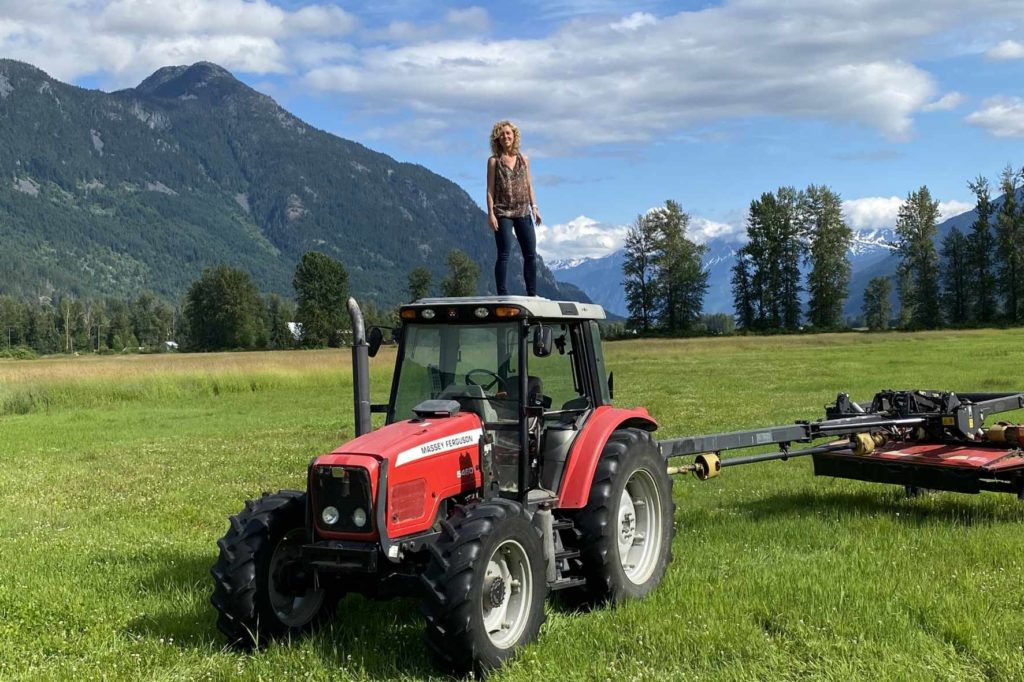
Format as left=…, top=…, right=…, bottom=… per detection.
left=554, top=548, right=580, bottom=562
left=548, top=576, right=587, bottom=591
left=552, top=517, right=575, bottom=531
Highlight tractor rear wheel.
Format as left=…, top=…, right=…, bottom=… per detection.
left=574, top=428, right=674, bottom=605
left=210, top=490, right=336, bottom=649
left=420, top=498, right=548, bottom=676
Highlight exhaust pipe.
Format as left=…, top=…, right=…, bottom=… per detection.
left=347, top=297, right=371, bottom=437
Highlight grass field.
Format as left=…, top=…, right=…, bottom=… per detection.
left=3, top=330, right=1024, bottom=681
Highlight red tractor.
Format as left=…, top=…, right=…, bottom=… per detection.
left=211, top=296, right=675, bottom=675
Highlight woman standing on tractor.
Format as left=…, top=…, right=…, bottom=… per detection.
left=487, top=120, right=541, bottom=296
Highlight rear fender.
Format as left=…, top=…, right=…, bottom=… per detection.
left=558, top=406, right=658, bottom=509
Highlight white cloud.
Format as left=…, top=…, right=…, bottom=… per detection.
left=1, top=1, right=1021, bottom=147
left=938, top=200, right=973, bottom=222
left=371, top=6, right=490, bottom=44
left=843, top=196, right=973, bottom=231
left=0, top=0, right=354, bottom=83
left=445, top=7, right=490, bottom=34
left=301, top=1, right=1022, bottom=148
left=689, top=217, right=743, bottom=244
left=536, top=212, right=739, bottom=260
left=966, top=97, right=1024, bottom=138
left=535, top=215, right=628, bottom=260
left=610, top=12, right=657, bottom=31
left=284, top=6, right=357, bottom=37
left=986, top=39, right=1024, bottom=60
left=843, top=197, right=905, bottom=231
left=922, top=91, right=964, bottom=112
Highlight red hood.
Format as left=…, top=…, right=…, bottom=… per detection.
left=329, top=412, right=484, bottom=467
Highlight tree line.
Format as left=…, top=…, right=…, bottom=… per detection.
left=863, top=165, right=1024, bottom=330
left=729, top=185, right=853, bottom=332
left=619, top=163, right=1022, bottom=337
left=621, top=200, right=710, bottom=334
left=0, top=248, right=482, bottom=357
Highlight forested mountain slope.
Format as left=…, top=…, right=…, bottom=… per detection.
left=0, top=60, right=582, bottom=305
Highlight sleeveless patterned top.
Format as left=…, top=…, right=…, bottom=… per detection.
left=492, top=153, right=531, bottom=218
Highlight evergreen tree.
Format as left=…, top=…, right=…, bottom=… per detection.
left=803, top=185, right=852, bottom=329
left=86, top=301, right=109, bottom=351
left=408, top=267, right=432, bottom=302
left=0, top=296, right=29, bottom=348
left=650, top=200, right=709, bottom=333
left=26, top=303, right=60, bottom=354
left=131, top=292, right=167, bottom=347
left=701, top=313, right=736, bottom=335
left=743, top=188, right=803, bottom=330
left=293, top=252, right=349, bottom=348
left=996, top=165, right=1024, bottom=323
left=940, top=228, right=971, bottom=326
left=894, top=186, right=941, bottom=328
left=622, top=213, right=660, bottom=332
left=265, top=294, right=296, bottom=350
left=441, top=250, right=480, bottom=298
left=730, top=252, right=755, bottom=330
left=106, top=299, right=134, bottom=351
left=967, top=176, right=997, bottom=324
left=862, top=276, right=892, bottom=331
left=184, top=265, right=267, bottom=351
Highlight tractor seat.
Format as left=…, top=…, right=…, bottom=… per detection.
left=506, top=375, right=550, bottom=409
left=437, top=384, right=498, bottom=423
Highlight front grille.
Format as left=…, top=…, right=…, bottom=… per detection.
left=312, top=465, right=373, bottom=533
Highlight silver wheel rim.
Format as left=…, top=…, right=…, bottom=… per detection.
left=616, top=468, right=663, bottom=584
left=480, top=538, right=533, bottom=649
left=268, top=528, right=326, bottom=627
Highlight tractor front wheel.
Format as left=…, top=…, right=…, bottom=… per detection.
left=574, top=428, right=675, bottom=605
left=420, top=499, right=548, bottom=676
left=210, top=490, right=336, bottom=649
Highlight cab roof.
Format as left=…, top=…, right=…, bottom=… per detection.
left=402, top=296, right=606, bottom=321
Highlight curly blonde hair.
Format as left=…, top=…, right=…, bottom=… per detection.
left=490, top=120, right=520, bottom=157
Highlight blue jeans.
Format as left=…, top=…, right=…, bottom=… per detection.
left=494, top=215, right=537, bottom=296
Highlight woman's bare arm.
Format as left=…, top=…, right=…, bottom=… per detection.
left=523, top=155, right=541, bottom=224
left=486, top=157, right=498, bottom=231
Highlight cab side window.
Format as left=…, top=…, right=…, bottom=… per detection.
left=528, top=324, right=585, bottom=410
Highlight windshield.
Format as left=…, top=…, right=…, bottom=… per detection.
left=391, top=322, right=521, bottom=423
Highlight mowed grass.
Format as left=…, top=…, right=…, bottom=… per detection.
left=3, top=330, right=1024, bottom=681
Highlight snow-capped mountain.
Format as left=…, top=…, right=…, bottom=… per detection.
left=850, top=227, right=897, bottom=256
left=546, top=257, right=595, bottom=271
left=550, top=239, right=742, bottom=317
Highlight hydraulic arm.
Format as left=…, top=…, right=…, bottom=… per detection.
left=661, top=390, right=1024, bottom=481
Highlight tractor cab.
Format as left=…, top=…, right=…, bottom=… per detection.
left=372, top=296, right=611, bottom=496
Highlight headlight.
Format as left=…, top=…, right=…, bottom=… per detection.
left=352, top=507, right=367, bottom=528
left=322, top=506, right=340, bottom=525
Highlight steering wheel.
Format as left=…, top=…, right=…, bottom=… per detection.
left=465, top=369, right=508, bottom=393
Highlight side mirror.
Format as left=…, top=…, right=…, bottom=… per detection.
left=367, top=326, right=384, bottom=357
left=533, top=325, right=553, bottom=357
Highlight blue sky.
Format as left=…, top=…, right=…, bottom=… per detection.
left=2, top=0, right=1022, bottom=261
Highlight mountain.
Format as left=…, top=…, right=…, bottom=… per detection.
left=0, top=59, right=583, bottom=305
left=551, top=239, right=741, bottom=318
left=551, top=251, right=627, bottom=316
